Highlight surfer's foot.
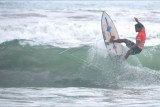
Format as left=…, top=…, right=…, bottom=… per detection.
left=109, top=36, right=115, bottom=42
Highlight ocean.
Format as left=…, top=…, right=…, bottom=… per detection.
left=0, top=0, right=160, bottom=106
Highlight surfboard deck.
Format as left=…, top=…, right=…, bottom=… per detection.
left=101, top=11, right=123, bottom=59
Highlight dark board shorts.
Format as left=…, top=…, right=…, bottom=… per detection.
left=126, top=40, right=142, bottom=55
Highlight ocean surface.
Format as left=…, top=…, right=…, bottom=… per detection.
left=0, top=0, right=160, bottom=106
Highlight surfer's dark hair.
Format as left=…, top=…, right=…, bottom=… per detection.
left=135, top=23, right=143, bottom=28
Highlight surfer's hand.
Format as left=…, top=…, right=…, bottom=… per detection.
left=134, top=17, right=139, bottom=22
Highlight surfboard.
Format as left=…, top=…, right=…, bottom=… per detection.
left=101, top=11, right=123, bottom=58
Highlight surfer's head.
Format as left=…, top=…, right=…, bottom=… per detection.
left=135, top=23, right=143, bottom=32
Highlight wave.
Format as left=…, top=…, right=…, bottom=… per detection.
left=0, top=40, right=160, bottom=88
left=1, top=1, right=160, bottom=88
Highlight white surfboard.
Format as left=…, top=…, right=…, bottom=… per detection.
left=101, top=11, right=123, bottom=58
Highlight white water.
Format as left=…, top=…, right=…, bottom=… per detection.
left=0, top=7, right=160, bottom=48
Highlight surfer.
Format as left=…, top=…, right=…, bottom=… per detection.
left=109, top=17, right=146, bottom=60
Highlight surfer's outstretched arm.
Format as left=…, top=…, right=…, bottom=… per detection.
left=134, top=17, right=144, bottom=28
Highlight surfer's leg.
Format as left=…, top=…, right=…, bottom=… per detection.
left=124, top=49, right=131, bottom=60
left=125, top=40, right=135, bottom=49
left=111, top=39, right=128, bottom=43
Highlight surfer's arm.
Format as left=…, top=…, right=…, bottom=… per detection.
left=134, top=17, right=144, bottom=28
